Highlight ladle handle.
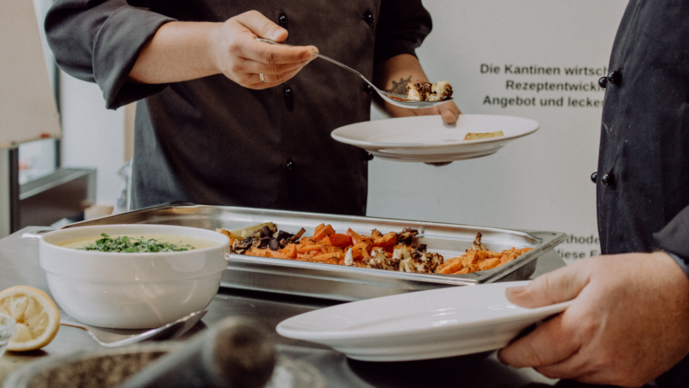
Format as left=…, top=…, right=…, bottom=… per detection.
left=117, top=317, right=275, bottom=388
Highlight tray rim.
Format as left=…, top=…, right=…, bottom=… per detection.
left=64, top=202, right=567, bottom=286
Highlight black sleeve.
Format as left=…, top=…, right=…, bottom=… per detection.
left=654, top=205, right=689, bottom=273
left=373, top=0, right=432, bottom=66
left=45, top=0, right=175, bottom=109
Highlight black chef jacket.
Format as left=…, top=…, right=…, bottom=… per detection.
left=44, top=0, right=432, bottom=215
left=598, top=1, right=689, bottom=385
left=598, top=0, right=689, bottom=262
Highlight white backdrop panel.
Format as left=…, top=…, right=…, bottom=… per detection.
left=367, top=0, right=628, bottom=264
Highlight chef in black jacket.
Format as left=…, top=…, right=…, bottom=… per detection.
left=45, top=1, right=460, bottom=215
left=498, top=1, right=689, bottom=387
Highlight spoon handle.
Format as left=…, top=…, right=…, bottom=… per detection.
left=254, top=38, right=408, bottom=99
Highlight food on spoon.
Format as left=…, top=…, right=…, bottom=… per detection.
left=406, top=80, right=453, bottom=102
left=218, top=223, right=531, bottom=275
left=0, top=285, right=60, bottom=352
left=463, top=131, right=504, bottom=141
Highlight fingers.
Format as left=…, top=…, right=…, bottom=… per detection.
left=240, top=58, right=311, bottom=76
left=498, top=313, right=581, bottom=369
left=533, top=351, right=592, bottom=381
left=408, top=102, right=460, bottom=123
left=384, top=104, right=414, bottom=118
left=229, top=11, right=317, bottom=65
left=212, top=10, right=318, bottom=89
left=506, top=261, right=591, bottom=309
left=242, top=37, right=317, bottom=64
left=246, top=66, right=303, bottom=89
left=438, top=102, right=461, bottom=124
left=234, top=10, right=287, bottom=42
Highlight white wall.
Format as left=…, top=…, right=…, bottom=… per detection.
left=26, top=0, right=125, bottom=206
left=60, top=74, right=125, bottom=206
left=368, top=0, right=628, bottom=264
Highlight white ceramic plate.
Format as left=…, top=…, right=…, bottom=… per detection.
left=277, top=281, right=570, bottom=361
left=331, top=114, right=539, bottom=163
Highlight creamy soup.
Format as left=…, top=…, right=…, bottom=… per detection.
left=58, top=234, right=220, bottom=253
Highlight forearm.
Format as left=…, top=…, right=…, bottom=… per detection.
left=129, top=22, right=220, bottom=84
left=373, top=54, right=429, bottom=96
left=373, top=54, right=460, bottom=123
left=45, top=1, right=176, bottom=108
left=130, top=11, right=315, bottom=89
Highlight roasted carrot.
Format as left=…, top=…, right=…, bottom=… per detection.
left=373, top=232, right=397, bottom=247
left=281, top=244, right=298, bottom=259
left=299, top=237, right=317, bottom=245
left=298, top=244, right=322, bottom=254
left=322, top=233, right=351, bottom=248
left=461, top=251, right=479, bottom=266
left=437, top=256, right=463, bottom=274
left=346, top=228, right=362, bottom=244
left=349, top=242, right=369, bottom=260
left=371, top=229, right=384, bottom=239
left=312, top=224, right=335, bottom=241
left=478, top=258, right=501, bottom=271
left=356, top=236, right=373, bottom=250
left=312, top=251, right=344, bottom=262
left=247, top=247, right=284, bottom=259
left=320, top=245, right=343, bottom=254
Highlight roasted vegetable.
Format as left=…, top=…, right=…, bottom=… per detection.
left=220, top=224, right=531, bottom=275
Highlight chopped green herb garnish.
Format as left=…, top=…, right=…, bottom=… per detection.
left=79, top=233, right=194, bottom=253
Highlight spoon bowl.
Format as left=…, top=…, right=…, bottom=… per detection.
left=60, top=310, right=207, bottom=347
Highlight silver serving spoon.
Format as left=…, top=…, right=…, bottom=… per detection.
left=256, top=38, right=453, bottom=109
left=60, top=310, right=207, bottom=347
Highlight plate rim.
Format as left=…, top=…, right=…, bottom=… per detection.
left=331, top=114, right=540, bottom=150
left=277, top=281, right=571, bottom=342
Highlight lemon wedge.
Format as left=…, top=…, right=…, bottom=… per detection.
left=0, top=286, right=60, bottom=352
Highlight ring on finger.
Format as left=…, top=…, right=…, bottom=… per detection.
left=259, top=73, right=266, bottom=83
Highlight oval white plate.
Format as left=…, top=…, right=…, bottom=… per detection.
left=331, top=114, right=539, bottom=163
left=277, top=281, right=570, bottom=361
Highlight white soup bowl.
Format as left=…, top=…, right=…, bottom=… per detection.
left=39, top=224, right=229, bottom=329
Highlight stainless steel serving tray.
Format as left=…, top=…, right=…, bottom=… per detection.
left=66, top=203, right=566, bottom=301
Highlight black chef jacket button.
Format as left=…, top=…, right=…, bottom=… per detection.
left=590, top=172, right=597, bottom=183
left=366, top=152, right=374, bottom=161
left=364, top=11, right=374, bottom=25
left=364, top=84, right=374, bottom=95
left=607, top=71, right=621, bottom=85
left=278, top=12, right=288, bottom=26
left=283, top=86, right=293, bottom=99
left=285, top=160, right=294, bottom=170
left=601, top=173, right=614, bottom=186
left=598, top=77, right=607, bottom=89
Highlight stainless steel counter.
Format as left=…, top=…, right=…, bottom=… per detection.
left=0, top=226, right=619, bottom=388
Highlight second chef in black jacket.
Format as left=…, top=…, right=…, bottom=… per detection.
left=499, top=1, right=689, bottom=387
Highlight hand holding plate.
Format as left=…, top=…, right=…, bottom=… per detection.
left=498, top=252, right=689, bottom=386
